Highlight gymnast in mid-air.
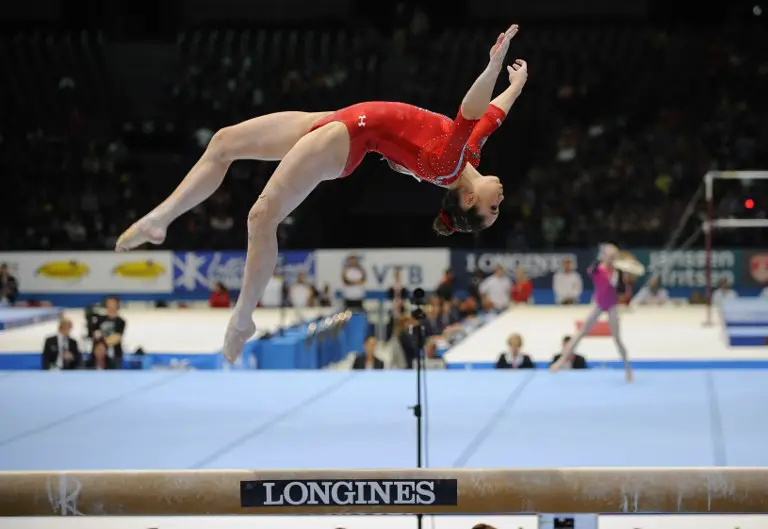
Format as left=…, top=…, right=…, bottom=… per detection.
left=115, top=24, right=528, bottom=361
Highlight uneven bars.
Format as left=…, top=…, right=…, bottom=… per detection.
left=0, top=468, right=766, bottom=516
left=707, top=219, right=768, bottom=229
left=704, top=170, right=768, bottom=201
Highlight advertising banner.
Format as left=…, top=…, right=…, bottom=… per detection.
left=449, top=250, right=591, bottom=289
left=315, top=249, right=450, bottom=296
left=0, top=251, right=173, bottom=294
left=172, top=251, right=314, bottom=296
left=631, top=248, right=741, bottom=288
left=741, top=250, right=768, bottom=289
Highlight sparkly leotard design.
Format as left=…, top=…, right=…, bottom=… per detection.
left=309, top=101, right=506, bottom=187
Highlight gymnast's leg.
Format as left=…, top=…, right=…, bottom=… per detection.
left=550, top=304, right=602, bottom=372
left=223, top=121, right=350, bottom=362
left=607, top=306, right=633, bottom=382
left=115, top=111, right=331, bottom=251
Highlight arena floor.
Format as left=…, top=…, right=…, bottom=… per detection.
left=1, top=369, right=766, bottom=471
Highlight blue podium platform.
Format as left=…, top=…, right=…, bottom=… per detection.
left=721, top=299, right=768, bottom=346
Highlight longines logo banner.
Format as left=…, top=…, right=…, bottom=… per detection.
left=240, top=479, right=458, bottom=507
left=450, top=250, right=589, bottom=288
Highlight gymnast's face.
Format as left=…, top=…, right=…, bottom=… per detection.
left=462, top=174, right=504, bottom=227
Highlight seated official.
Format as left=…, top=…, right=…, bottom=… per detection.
left=84, top=340, right=117, bottom=370
left=550, top=335, right=588, bottom=370
left=630, top=276, right=669, bottom=306
left=496, top=332, right=534, bottom=369
left=42, top=317, right=81, bottom=370
left=352, top=336, right=385, bottom=370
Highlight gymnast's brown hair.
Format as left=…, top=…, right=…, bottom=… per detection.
left=432, top=189, right=486, bottom=236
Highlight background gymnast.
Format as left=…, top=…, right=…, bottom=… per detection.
left=115, top=24, right=528, bottom=362
left=550, top=244, right=635, bottom=382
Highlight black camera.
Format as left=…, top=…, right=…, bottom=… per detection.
left=411, top=287, right=426, bottom=320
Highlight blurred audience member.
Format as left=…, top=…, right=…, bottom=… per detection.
left=511, top=268, right=533, bottom=304
left=394, top=315, right=419, bottom=368
left=418, top=337, right=446, bottom=369
left=496, top=333, right=534, bottom=369
left=631, top=276, right=669, bottom=306
left=385, top=297, right=406, bottom=340
left=316, top=284, right=333, bottom=307
left=85, top=339, right=116, bottom=370
left=435, top=269, right=455, bottom=302
left=552, top=258, right=583, bottom=305
left=91, top=296, right=126, bottom=367
left=42, top=317, right=81, bottom=370
left=0, top=263, right=19, bottom=306
left=712, top=277, right=738, bottom=305
left=437, top=299, right=459, bottom=330
left=289, top=272, right=314, bottom=309
left=423, top=299, right=442, bottom=337
left=479, top=265, right=512, bottom=312
left=352, top=336, right=384, bottom=370
left=208, top=281, right=231, bottom=308
left=341, top=254, right=366, bottom=311
left=262, top=268, right=285, bottom=307
left=465, top=269, right=482, bottom=301
left=550, top=335, right=587, bottom=370
left=458, top=296, right=478, bottom=318
left=689, top=290, right=707, bottom=304
left=386, top=268, right=409, bottom=302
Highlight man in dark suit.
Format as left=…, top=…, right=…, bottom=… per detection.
left=550, top=335, right=588, bottom=369
left=42, top=317, right=81, bottom=370
left=352, top=336, right=385, bottom=370
left=496, top=332, right=534, bottom=369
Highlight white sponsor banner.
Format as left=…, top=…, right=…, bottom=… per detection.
left=315, top=249, right=450, bottom=294
left=598, top=514, right=767, bottom=528
left=0, top=252, right=173, bottom=294
left=0, top=515, right=538, bottom=529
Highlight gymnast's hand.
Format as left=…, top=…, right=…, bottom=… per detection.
left=488, top=24, right=518, bottom=70
left=506, top=59, right=528, bottom=96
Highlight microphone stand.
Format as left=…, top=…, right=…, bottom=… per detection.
left=408, top=289, right=427, bottom=529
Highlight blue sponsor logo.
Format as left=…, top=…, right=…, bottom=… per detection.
left=173, top=251, right=314, bottom=295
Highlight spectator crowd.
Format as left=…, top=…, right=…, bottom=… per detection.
left=2, top=10, right=766, bottom=252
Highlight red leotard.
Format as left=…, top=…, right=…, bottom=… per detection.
left=308, top=101, right=506, bottom=187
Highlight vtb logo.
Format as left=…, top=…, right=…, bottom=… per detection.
left=750, top=254, right=768, bottom=284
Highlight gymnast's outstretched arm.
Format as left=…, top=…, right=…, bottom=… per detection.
left=459, top=24, right=518, bottom=119
left=467, top=59, right=528, bottom=149
left=492, top=59, right=528, bottom=114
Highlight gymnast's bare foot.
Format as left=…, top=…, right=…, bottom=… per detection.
left=222, top=315, right=256, bottom=363
left=625, top=366, right=634, bottom=383
left=115, top=216, right=167, bottom=252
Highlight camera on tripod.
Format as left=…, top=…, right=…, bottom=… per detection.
left=410, top=287, right=426, bottom=321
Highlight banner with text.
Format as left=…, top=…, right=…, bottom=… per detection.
left=631, top=248, right=741, bottom=288
left=450, top=250, right=592, bottom=289
left=315, top=249, right=450, bottom=296
left=0, top=251, right=173, bottom=294
left=173, top=251, right=315, bottom=296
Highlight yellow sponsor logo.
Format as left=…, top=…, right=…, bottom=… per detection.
left=112, top=260, right=166, bottom=279
left=35, top=260, right=90, bottom=280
